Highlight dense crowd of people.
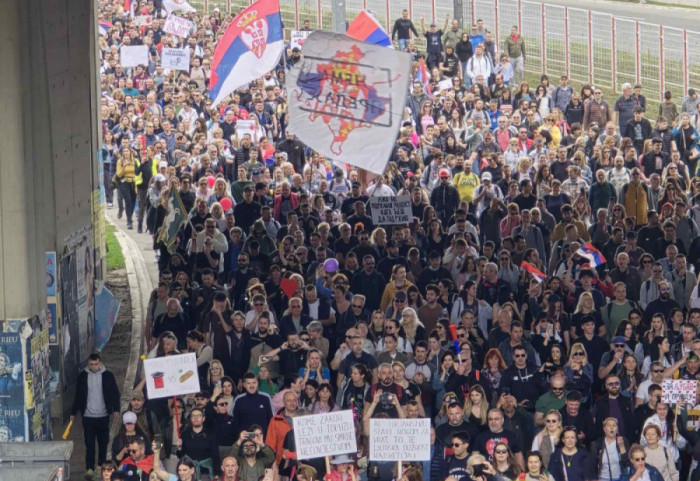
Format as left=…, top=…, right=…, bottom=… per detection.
left=82, top=1, right=700, bottom=481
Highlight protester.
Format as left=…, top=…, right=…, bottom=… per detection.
left=93, top=3, right=700, bottom=481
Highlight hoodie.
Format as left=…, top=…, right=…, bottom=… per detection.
left=85, top=365, right=108, bottom=417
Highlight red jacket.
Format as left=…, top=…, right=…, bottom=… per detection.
left=266, top=413, right=292, bottom=465
left=273, top=192, right=300, bottom=221
left=120, top=454, right=154, bottom=475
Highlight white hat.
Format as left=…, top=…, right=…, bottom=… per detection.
left=158, top=161, right=168, bottom=169
left=330, top=454, right=355, bottom=465
left=481, top=172, right=492, bottom=181
left=154, top=174, right=167, bottom=183
left=123, top=411, right=137, bottom=425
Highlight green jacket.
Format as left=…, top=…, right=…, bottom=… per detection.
left=503, top=35, right=526, bottom=59
left=228, top=442, right=276, bottom=481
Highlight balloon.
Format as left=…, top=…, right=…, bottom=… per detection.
left=220, top=197, right=233, bottom=211
left=207, top=176, right=216, bottom=188
left=323, top=258, right=339, bottom=273
left=280, top=278, right=298, bottom=298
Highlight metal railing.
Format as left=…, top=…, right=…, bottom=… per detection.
left=192, top=0, right=699, bottom=113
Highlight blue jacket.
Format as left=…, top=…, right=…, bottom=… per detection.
left=620, top=463, right=665, bottom=481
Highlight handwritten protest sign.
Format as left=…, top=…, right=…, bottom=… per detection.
left=293, top=410, right=357, bottom=459
left=369, top=418, right=431, bottom=461
left=163, top=13, right=194, bottom=38
left=290, top=30, right=311, bottom=50
left=662, top=379, right=697, bottom=405
left=369, top=195, right=412, bottom=225
left=162, top=47, right=191, bottom=71
left=438, top=78, right=454, bottom=92
left=120, top=45, right=149, bottom=67
left=143, top=353, right=200, bottom=399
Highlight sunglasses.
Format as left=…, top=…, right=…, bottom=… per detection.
left=451, top=443, right=463, bottom=447
left=495, top=449, right=508, bottom=454
left=633, top=457, right=646, bottom=462
left=514, top=354, right=526, bottom=358
left=607, top=382, right=620, bottom=387
left=573, top=352, right=584, bottom=357
left=652, top=369, right=664, bottom=373
left=546, top=419, right=559, bottom=423
left=217, top=402, right=228, bottom=407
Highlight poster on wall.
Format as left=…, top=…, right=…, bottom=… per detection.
left=61, top=252, right=80, bottom=389
left=46, top=252, right=59, bottom=345
left=0, top=332, right=26, bottom=442
left=94, top=287, right=120, bottom=351
left=29, top=330, right=51, bottom=441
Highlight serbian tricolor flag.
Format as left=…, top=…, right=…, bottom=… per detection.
left=346, top=11, right=393, bottom=48
left=576, top=243, right=607, bottom=267
left=99, top=20, right=113, bottom=36
left=415, top=58, right=433, bottom=100
left=521, top=261, right=546, bottom=283
left=210, top=0, right=283, bottom=107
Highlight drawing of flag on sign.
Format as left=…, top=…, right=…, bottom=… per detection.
left=346, top=11, right=393, bottom=48
left=210, top=0, right=283, bottom=107
left=287, top=31, right=412, bottom=175
left=521, top=261, right=546, bottom=283
left=576, top=243, right=607, bottom=267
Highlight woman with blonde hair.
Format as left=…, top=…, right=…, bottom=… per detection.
left=206, top=359, right=225, bottom=391
left=463, top=384, right=489, bottom=428
left=380, top=264, right=414, bottom=312
left=399, top=307, right=425, bottom=346
left=532, top=410, right=563, bottom=468
left=565, top=343, right=593, bottom=407
left=571, top=291, right=604, bottom=340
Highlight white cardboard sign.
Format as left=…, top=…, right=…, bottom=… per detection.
left=662, top=379, right=698, bottom=405
left=143, top=352, right=200, bottom=399
left=120, top=45, right=149, bottom=67
left=236, top=119, right=256, bottom=142
left=163, top=13, right=194, bottom=38
left=162, top=47, right=191, bottom=71
left=133, top=15, right=153, bottom=27
left=370, top=418, right=431, bottom=461
left=369, top=195, right=413, bottom=225
left=293, top=410, right=357, bottom=460
left=290, top=30, right=311, bottom=50
left=438, top=78, right=454, bottom=92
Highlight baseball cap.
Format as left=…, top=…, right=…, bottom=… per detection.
left=154, top=174, right=167, bottom=183
left=481, top=172, right=492, bottom=181
left=611, top=336, right=627, bottom=344
left=159, top=161, right=168, bottom=169
left=123, top=411, right=137, bottom=425
left=131, top=390, right=144, bottom=400
left=439, top=168, right=450, bottom=178
left=352, top=181, right=361, bottom=188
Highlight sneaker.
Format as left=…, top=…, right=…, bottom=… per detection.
left=137, top=225, right=143, bottom=234
left=107, top=203, right=113, bottom=209
left=85, top=469, right=94, bottom=480
left=127, top=223, right=133, bottom=230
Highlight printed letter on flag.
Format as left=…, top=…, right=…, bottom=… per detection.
left=287, top=31, right=412, bottom=175
left=209, top=0, right=284, bottom=107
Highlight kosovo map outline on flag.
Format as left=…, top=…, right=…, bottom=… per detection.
left=294, top=45, right=392, bottom=156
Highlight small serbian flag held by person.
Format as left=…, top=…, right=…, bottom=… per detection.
left=210, top=0, right=283, bottom=107
left=576, top=243, right=607, bottom=267
left=346, top=11, right=393, bottom=48
left=521, top=261, right=546, bottom=283
left=99, top=20, right=113, bottom=36
left=415, top=58, right=433, bottom=100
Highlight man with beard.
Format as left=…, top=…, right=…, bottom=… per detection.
left=642, top=281, right=679, bottom=325
left=248, top=314, right=282, bottom=382
left=473, top=408, right=524, bottom=466
left=177, top=407, right=220, bottom=477
left=594, top=374, right=634, bottom=439
left=365, top=363, right=407, bottom=418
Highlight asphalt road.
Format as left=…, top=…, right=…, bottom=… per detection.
left=540, top=0, right=699, bottom=31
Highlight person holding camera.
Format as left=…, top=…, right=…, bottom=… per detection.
left=227, top=427, right=275, bottom=481
left=364, top=363, right=408, bottom=419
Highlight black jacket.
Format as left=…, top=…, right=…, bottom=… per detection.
left=71, top=367, right=120, bottom=416
left=594, top=395, right=634, bottom=439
